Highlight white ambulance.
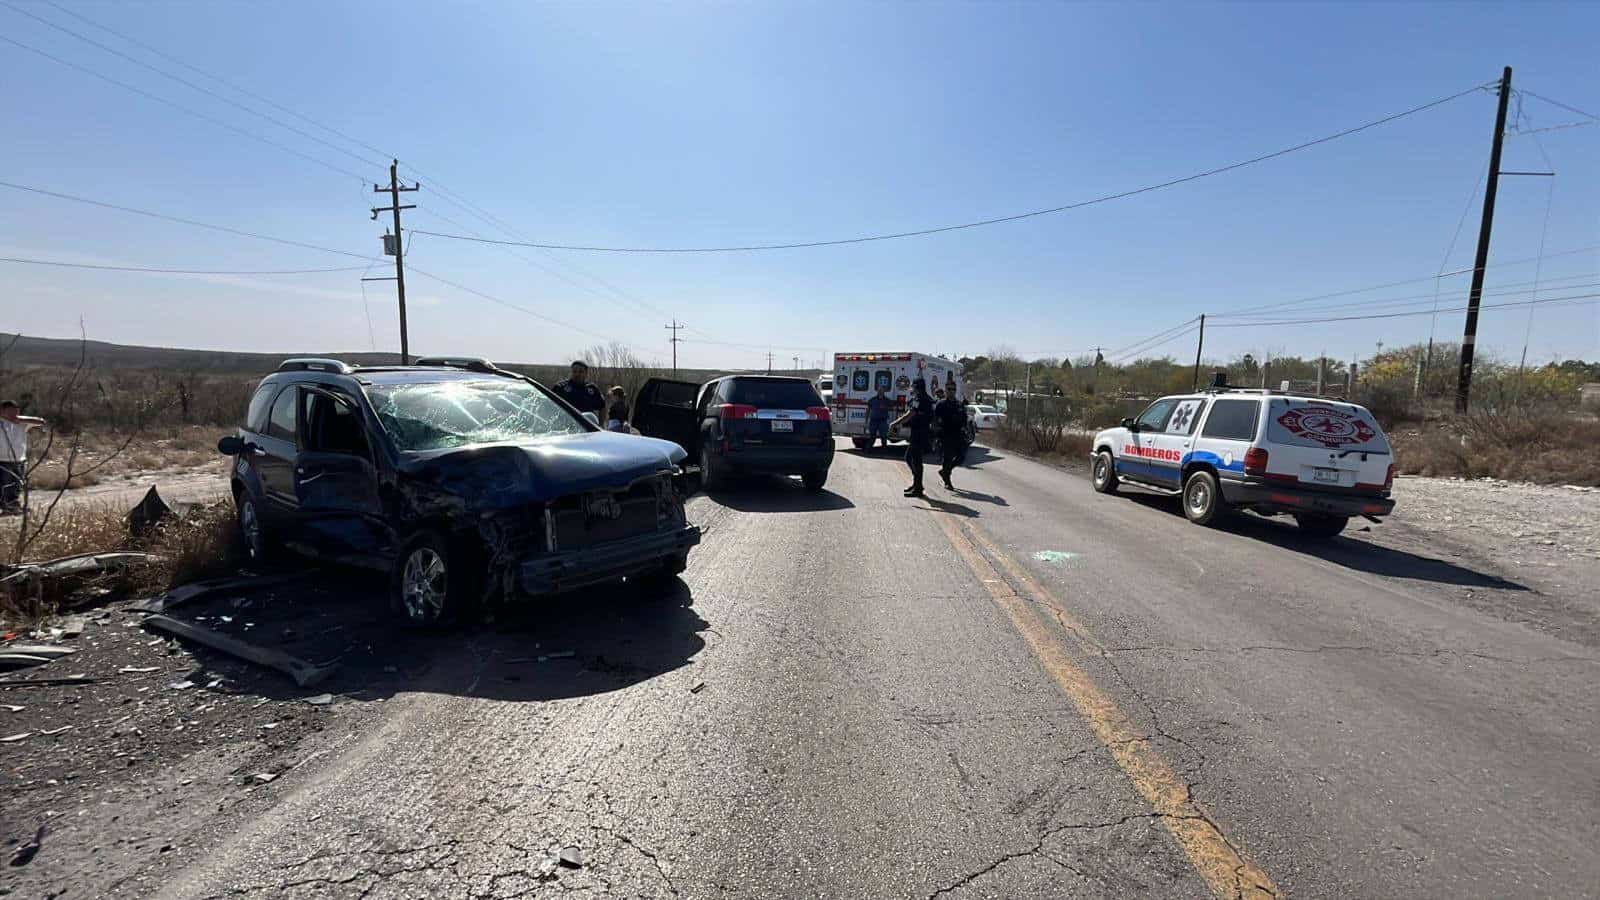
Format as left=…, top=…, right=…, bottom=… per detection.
left=831, top=352, right=965, bottom=449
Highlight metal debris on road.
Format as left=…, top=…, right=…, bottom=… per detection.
left=1, top=704, right=23, bottom=712
left=141, top=614, right=336, bottom=687
left=303, top=693, right=334, bottom=706
left=252, top=772, right=278, bottom=784
left=558, top=846, right=585, bottom=868
left=690, top=681, right=707, bottom=693
left=39, top=726, right=71, bottom=736
left=1, top=732, right=31, bottom=743
left=119, top=666, right=159, bottom=674
left=8, top=825, right=45, bottom=867
left=168, top=680, right=195, bottom=690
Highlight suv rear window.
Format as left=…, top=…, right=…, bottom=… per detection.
left=726, top=379, right=822, bottom=408
left=650, top=381, right=698, bottom=409
left=1265, top=399, right=1390, bottom=452
left=1201, top=399, right=1260, bottom=441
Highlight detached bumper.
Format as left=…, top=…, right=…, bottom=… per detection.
left=517, top=524, right=701, bottom=595
left=1219, top=477, right=1395, bottom=518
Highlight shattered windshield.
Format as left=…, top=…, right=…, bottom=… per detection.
left=368, top=380, right=588, bottom=452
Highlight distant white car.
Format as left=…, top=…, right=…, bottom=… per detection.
left=969, top=404, right=1005, bottom=431
left=817, top=373, right=834, bottom=405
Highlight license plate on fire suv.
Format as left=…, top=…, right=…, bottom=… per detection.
left=771, top=420, right=793, bottom=432
left=1312, top=467, right=1341, bottom=484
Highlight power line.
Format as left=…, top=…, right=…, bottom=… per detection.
left=1105, top=318, right=1200, bottom=361
left=0, top=256, right=372, bottom=275
left=1519, top=89, right=1599, bottom=123
left=4, top=1, right=387, bottom=173
left=1218, top=274, right=1600, bottom=319
left=36, top=0, right=394, bottom=164
left=404, top=83, right=1492, bottom=253
left=0, top=32, right=368, bottom=184
left=0, top=179, right=374, bottom=260
left=1213, top=242, right=1600, bottom=318
left=1209, top=291, right=1600, bottom=328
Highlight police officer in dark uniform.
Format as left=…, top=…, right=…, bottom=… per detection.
left=891, top=377, right=934, bottom=497
left=933, top=388, right=968, bottom=490
left=555, top=360, right=606, bottom=417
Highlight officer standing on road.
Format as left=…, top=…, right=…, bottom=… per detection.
left=555, top=360, right=606, bottom=418
left=865, top=386, right=892, bottom=451
left=891, top=377, right=934, bottom=497
left=934, top=388, right=968, bottom=491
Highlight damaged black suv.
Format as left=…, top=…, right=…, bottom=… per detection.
left=220, top=358, right=700, bottom=627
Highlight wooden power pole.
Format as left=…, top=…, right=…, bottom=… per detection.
left=665, top=319, right=684, bottom=375
left=372, top=160, right=418, bottom=364
left=1456, top=67, right=1512, bottom=413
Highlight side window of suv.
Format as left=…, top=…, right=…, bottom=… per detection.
left=245, top=385, right=275, bottom=432
left=1201, top=399, right=1261, bottom=441
left=1166, top=399, right=1205, bottom=435
left=266, top=385, right=299, bottom=443
left=1135, top=399, right=1176, bottom=431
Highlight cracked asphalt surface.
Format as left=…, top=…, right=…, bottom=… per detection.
left=131, top=440, right=1596, bottom=898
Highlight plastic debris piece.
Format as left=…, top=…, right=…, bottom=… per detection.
left=2, top=732, right=33, bottom=742
left=168, top=680, right=195, bottom=691
left=119, top=667, right=159, bottom=674
left=558, top=846, right=584, bottom=869
left=690, top=681, right=707, bottom=694
left=304, top=693, right=334, bottom=706
left=40, top=726, right=71, bottom=736
left=252, top=772, right=277, bottom=784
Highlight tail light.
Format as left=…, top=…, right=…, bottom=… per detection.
left=1383, top=463, right=1395, bottom=491
left=1243, top=448, right=1269, bottom=475
left=717, top=404, right=758, bottom=420
left=806, top=406, right=830, bottom=422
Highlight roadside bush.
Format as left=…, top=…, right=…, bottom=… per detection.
left=1390, top=411, right=1600, bottom=486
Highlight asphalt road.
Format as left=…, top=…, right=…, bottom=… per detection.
left=151, top=440, right=1598, bottom=899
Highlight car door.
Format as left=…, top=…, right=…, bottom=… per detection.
left=1120, top=398, right=1177, bottom=486
left=294, top=387, right=387, bottom=560
left=632, top=377, right=703, bottom=454
left=256, top=384, right=301, bottom=513
left=1145, top=397, right=1206, bottom=486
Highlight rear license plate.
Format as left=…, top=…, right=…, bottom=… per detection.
left=1312, top=467, right=1341, bottom=484
left=771, top=420, right=794, bottom=432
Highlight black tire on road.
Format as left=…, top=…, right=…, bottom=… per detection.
left=235, top=490, right=279, bottom=563
left=802, top=469, right=828, bottom=492
left=851, top=437, right=871, bottom=450
left=700, top=446, right=726, bottom=492
left=1182, top=470, right=1226, bottom=526
left=390, top=530, right=478, bottom=629
left=1092, top=450, right=1119, bottom=494
left=1294, top=514, right=1349, bottom=539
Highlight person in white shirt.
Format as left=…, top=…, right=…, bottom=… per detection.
left=0, top=401, right=46, bottom=514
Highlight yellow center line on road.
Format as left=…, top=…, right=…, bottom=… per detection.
left=929, top=512, right=1279, bottom=899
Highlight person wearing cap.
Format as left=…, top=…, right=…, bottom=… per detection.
left=555, top=361, right=606, bottom=418
left=0, top=401, right=45, bottom=515
left=890, top=377, right=934, bottom=497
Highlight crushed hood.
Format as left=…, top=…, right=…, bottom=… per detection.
left=402, top=431, right=687, bottom=507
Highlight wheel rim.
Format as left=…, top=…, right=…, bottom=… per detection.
left=239, top=499, right=261, bottom=556
left=1187, top=479, right=1210, bottom=516
left=401, top=547, right=447, bottom=622
left=1094, top=456, right=1108, bottom=485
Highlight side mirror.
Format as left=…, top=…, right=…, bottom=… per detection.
left=582, top=411, right=600, bottom=427
left=217, top=435, right=245, bottom=455
left=1120, top=417, right=1136, bottom=430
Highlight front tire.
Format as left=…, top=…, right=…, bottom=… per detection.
left=1182, top=470, right=1225, bottom=525
left=391, top=531, right=477, bottom=628
left=235, top=490, right=279, bottom=562
left=802, top=469, right=828, bottom=492
left=1294, top=514, right=1349, bottom=539
left=1092, top=451, right=1119, bottom=494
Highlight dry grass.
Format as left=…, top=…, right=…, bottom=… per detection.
left=1389, top=413, right=1600, bottom=486
left=1, top=501, right=239, bottom=627
left=22, top=425, right=227, bottom=496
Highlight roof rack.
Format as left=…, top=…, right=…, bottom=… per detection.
left=277, top=357, right=352, bottom=374
left=411, top=356, right=507, bottom=375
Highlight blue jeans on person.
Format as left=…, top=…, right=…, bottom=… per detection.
left=0, top=461, right=23, bottom=512
left=867, top=417, right=889, bottom=449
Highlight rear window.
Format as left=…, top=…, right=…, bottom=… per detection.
left=1265, top=399, right=1390, bottom=451
left=650, top=381, right=699, bottom=409
left=1201, top=399, right=1260, bottom=441
left=726, top=379, right=822, bottom=408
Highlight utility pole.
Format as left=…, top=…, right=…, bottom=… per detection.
left=1457, top=67, right=1513, bottom=413
left=1191, top=314, right=1206, bottom=390
left=792, top=355, right=801, bottom=374
left=665, top=319, right=684, bottom=375
left=372, top=160, right=418, bottom=364
left=766, top=351, right=774, bottom=375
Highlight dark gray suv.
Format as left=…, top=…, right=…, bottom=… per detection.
left=221, top=358, right=700, bottom=627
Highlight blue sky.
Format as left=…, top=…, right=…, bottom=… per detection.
left=3, top=1, right=1596, bottom=370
